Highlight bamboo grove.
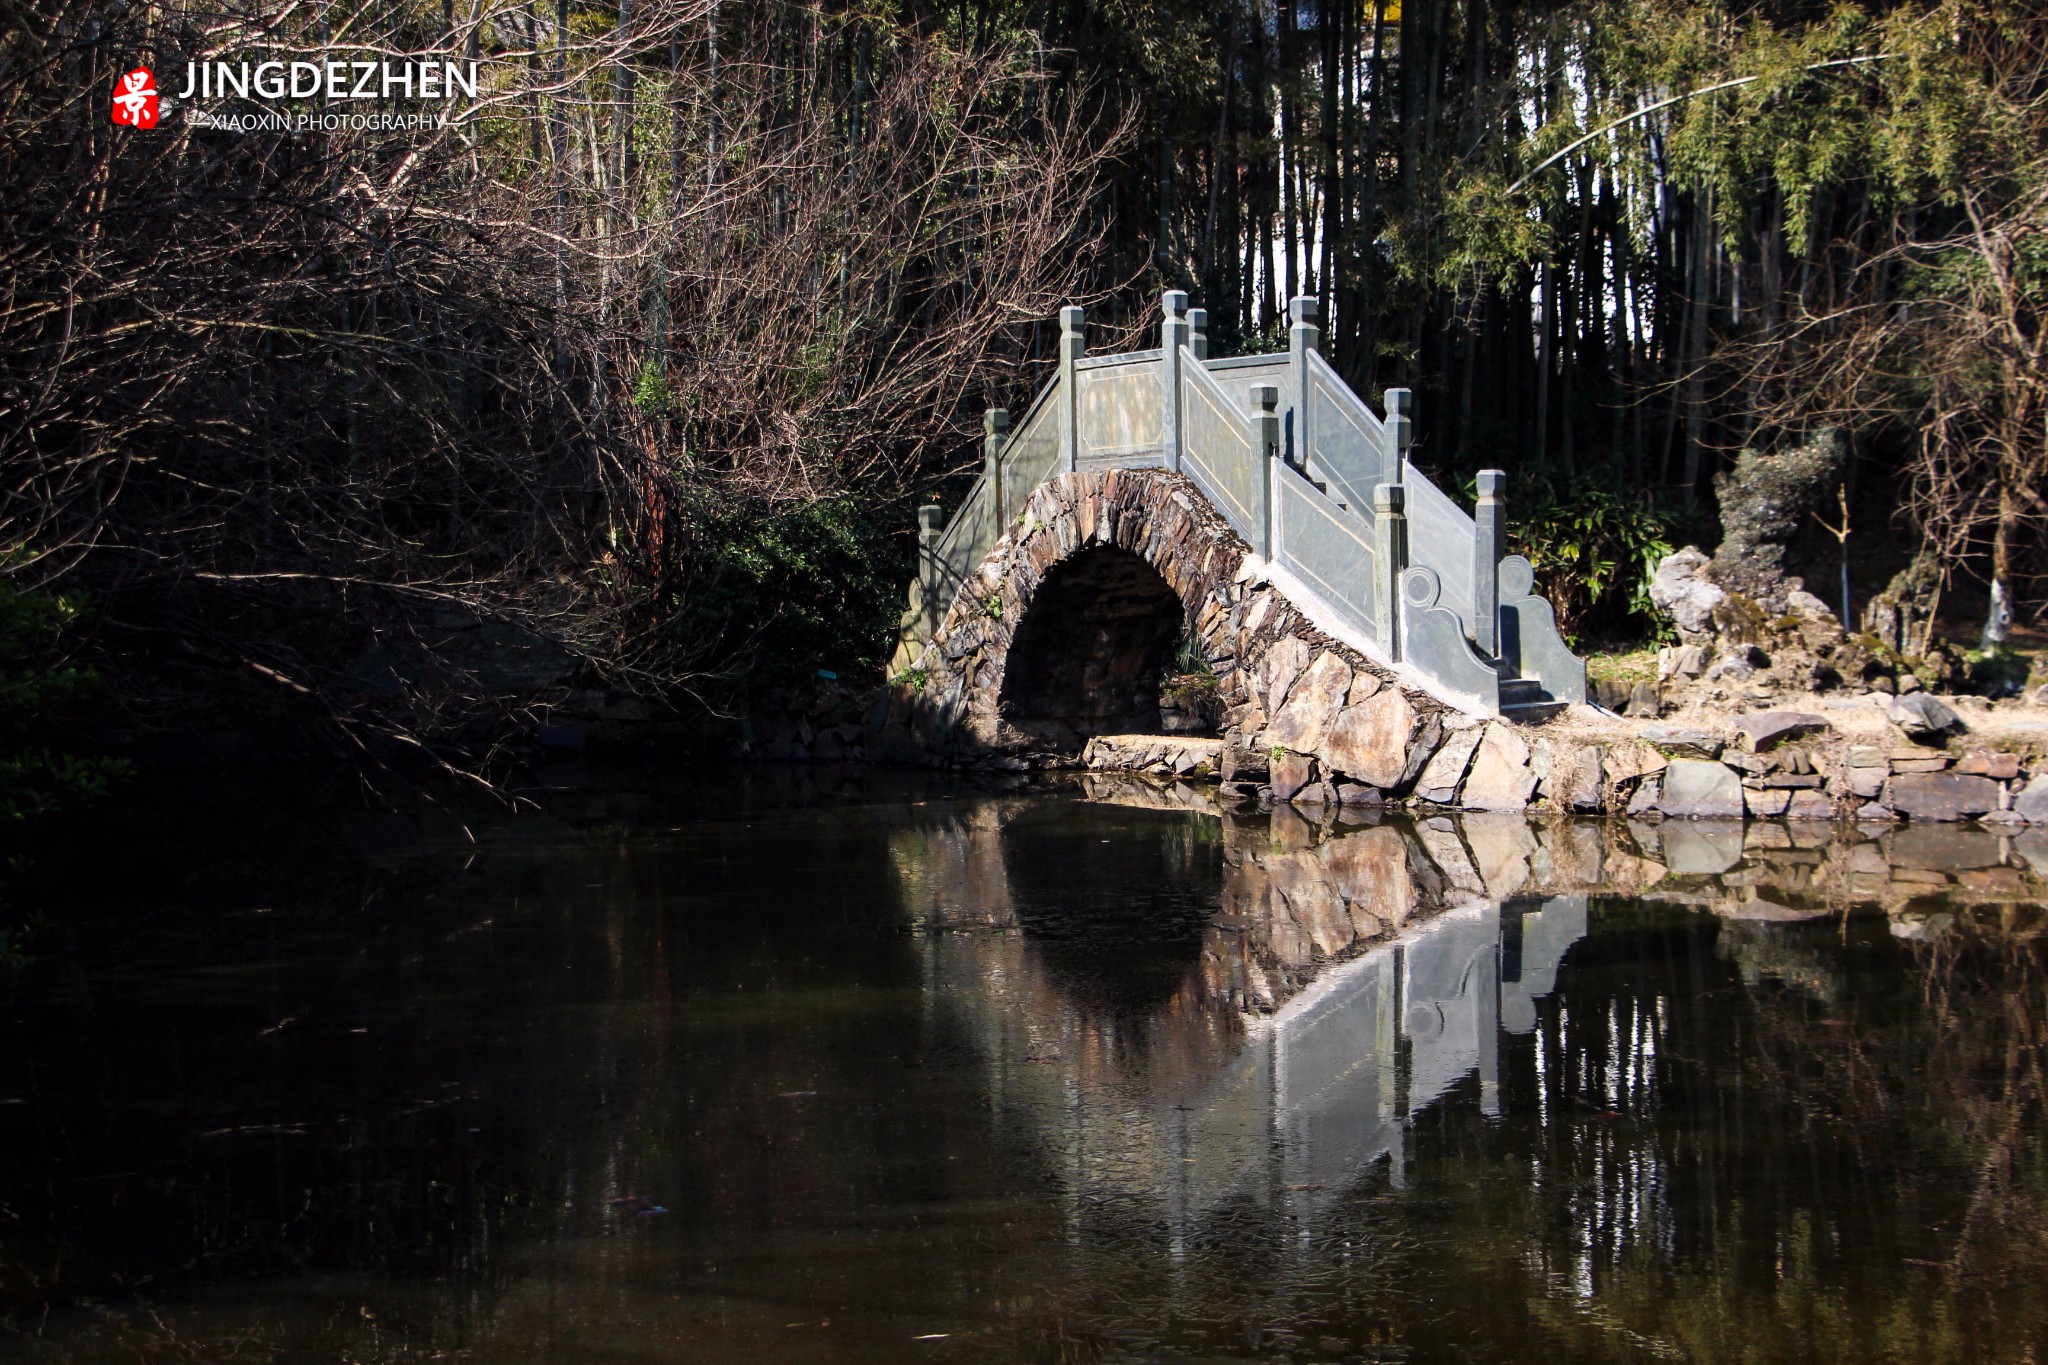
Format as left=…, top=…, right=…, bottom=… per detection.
left=1048, top=0, right=2046, bottom=644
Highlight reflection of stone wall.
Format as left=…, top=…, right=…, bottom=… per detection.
left=890, top=783, right=1664, bottom=1030
left=1214, top=802, right=1660, bottom=1012
left=882, top=786, right=2048, bottom=1260
left=1076, top=775, right=2048, bottom=943
left=1625, top=816, right=2048, bottom=937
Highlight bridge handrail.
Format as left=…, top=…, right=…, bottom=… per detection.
left=906, top=292, right=1587, bottom=712
left=998, top=378, right=1064, bottom=511
left=923, top=368, right=1064, bottom=625
left=1299, top=348, right=1384, bottom=513
left=1298, top=349, right=1480, bottom=643
left=1176, top=345, right=1268, bottom=545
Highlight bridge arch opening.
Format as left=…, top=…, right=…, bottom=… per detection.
left=998, top=544, right=1189, bottom=745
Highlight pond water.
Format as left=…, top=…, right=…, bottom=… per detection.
left=3, top=770, right=2046, bottom=1362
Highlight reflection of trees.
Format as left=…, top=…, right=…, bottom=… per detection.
left=1497, top=908, right=2048, bottom=1363
left=20, top=786, right=2048, bottom=1363
left=1908, top=923, right=2048, bottom=1286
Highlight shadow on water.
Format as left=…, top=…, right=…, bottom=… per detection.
left=2, top=764, right=2046, bottom=1361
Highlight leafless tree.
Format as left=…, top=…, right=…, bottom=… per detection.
left=1, top=0, right=1126, bottom=765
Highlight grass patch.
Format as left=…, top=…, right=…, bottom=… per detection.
left=1587, top=647, right=1661, bottom=686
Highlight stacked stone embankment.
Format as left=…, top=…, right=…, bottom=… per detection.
left=859, top=467, right=2048, bottom=824
left=1094, top=671, right=2048, bottom=825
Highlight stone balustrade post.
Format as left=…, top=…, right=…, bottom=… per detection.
left=1249, top=382, right=1280, bottom=560
left=1373, top=483, right=1408, bottom=660
left=1289, top=296, right=1320, bottom=470
left=1188, top=308, right=1209, bottom=360
left=1058, top=305, right=1085, bottom=473
left=1473, top=469, right=1505, bottom=657
left=1160, top=290, right=1190, bottom=472
left=1383, top=387, right=1412, bottom=485
left=984, top=408, right=1011, bottom=529
left=917, top=502, right=945, bottom=634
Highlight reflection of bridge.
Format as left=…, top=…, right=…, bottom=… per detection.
left=1249, top=897, right=1586, bottom=1212
left=896, top=292, right=1585, bottom=730
left=888, top=793, right=1589, bottom=1231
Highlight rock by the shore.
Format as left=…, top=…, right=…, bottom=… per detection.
left=1888, top=772, right=1999, bottom=822
left=1461, top=725, right=1537, bottom=812
left=1641, top=724, right=1725, bottom=758
left=1659, top=759, right=1746, bottom=819
left=2012, top=776, right=2048, bottom=824
left=1889, top=692, right=1964, bottom=740
left=1414, top=726, right=1483, bottom=804
left=1733, top=710, right=1829, bottom=753
left=1648, top=547, right=1726, bottom=641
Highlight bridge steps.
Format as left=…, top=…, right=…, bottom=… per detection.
left=1497, top=676, right=1569, bottom=724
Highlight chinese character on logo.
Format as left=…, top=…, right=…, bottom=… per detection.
left=111, top=67, right=158, bottom=127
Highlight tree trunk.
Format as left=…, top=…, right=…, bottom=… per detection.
left=1982, top=477, right=2017, bottom=649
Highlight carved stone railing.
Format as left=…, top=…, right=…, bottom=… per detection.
left=907, top=291, right=1587, bottom=716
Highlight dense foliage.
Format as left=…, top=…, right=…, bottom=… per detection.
left=3, top=0, right=1119, bottom=750
left=0, top=583, right=129, bottom=958
left=1503, top=479, right=1676, bottom=645
left=2, top=0, right=2042, bottom=754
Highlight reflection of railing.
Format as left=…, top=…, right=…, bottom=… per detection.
left=888, top=797, right=1591, bottom=1224
left=907, top=290, right=1586, bottom=714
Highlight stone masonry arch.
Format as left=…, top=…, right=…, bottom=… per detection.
left=906, top=469, right=1254, bottom=755
left=996, top=543, right=1188, bottom=742
left=884, top=468, right=1529, bottom=809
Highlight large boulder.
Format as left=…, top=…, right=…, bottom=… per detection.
left=1649, top=439, right=1859, bottom=694
left=1888, top=772, right=1999, bottom=822
left=1658, top=758, right=1745, bottom=819
left=1649, top=547, right=1727, bottom=642
left=1707, top=431, right=1846, bottom=608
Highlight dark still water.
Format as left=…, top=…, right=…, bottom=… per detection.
left=4, top=771, right=2047, bottom=1362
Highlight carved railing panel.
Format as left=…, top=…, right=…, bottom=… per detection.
left=1178, top=350, right=1264, bottom=540
left=1273, top=463, right=1381, bottom=646
left=1303, top=349, right=1384, bottom=514
left=1201, top=354, right=1291, bottom=428
left=1403, top=474, right=1478, bottom=641
left=1076, top=354, right=1165, bottom=467
left=1000, top=383, right=1062, bottom=520
left=926, top=475, right=992, bottom=619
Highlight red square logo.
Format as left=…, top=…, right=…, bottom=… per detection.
left=111, top=67, right=159, bottom=127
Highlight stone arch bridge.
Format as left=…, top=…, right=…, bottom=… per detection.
left=881, top=292, right=1586, bottom=797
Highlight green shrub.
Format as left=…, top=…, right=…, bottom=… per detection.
left=661, top=494, right=906, bottom=690
left=1965, top=645, right=2032, bottom=698
left=1500, top=476, right=1674, bottom=647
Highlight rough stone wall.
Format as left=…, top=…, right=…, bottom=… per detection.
left=870, top=468, right=1446, bottom=776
